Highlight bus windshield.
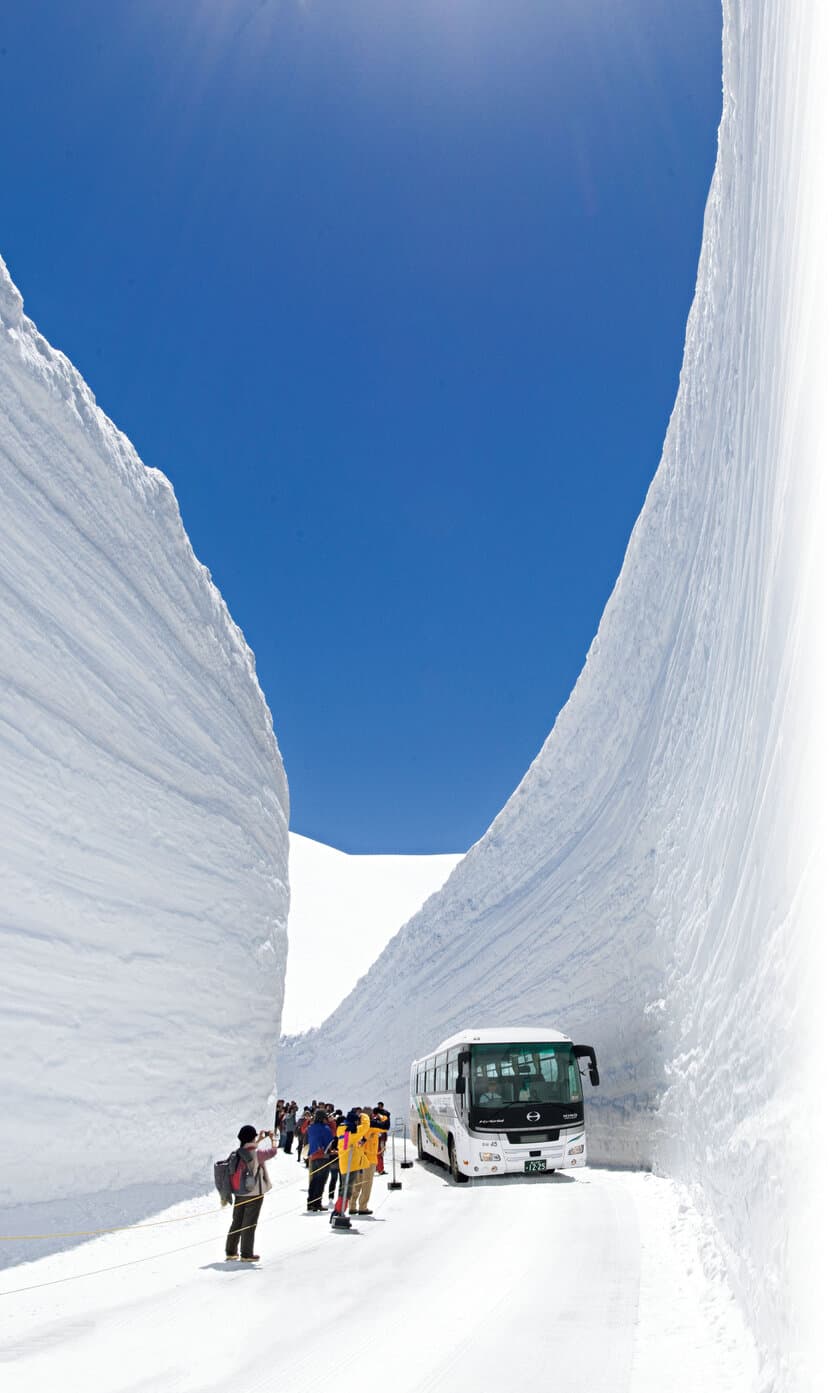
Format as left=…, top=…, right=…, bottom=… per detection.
left=471, top=1042, right=582, bottom=1107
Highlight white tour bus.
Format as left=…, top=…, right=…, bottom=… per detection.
left=409, top=1026, right=599, bottom=1181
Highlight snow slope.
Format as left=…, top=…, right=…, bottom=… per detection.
left=282, top=833, right=461, bottom=1035
left=0, top=256, right=289, bottom=1229
left=280, top=3, right=832, bottom=1387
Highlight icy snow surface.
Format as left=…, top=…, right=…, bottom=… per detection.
left=0, top=254, right=289, bottom=1232
left=0, top=1146, right=758, bottom=1393
left=280, top=3, right=830, bottom=1386
left=282, top=832, right=461, bottom=1034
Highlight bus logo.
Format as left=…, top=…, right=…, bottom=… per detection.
left=526, top=1111, right=541, bottom=1122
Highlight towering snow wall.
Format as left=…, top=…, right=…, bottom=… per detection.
left=280, top=2, right=831, bottom=1385
left=0, top=257, right=289, bottom=1220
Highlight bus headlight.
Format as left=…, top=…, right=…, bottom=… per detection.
left=568, top=1144, right=584, bottom=1156
left=480, top=1152, right=501, bottom=1161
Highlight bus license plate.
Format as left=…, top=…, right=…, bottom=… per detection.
left=524, top=1159, right=546, bottom=1173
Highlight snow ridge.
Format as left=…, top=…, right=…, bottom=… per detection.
left=283, top=832, right=462, bottom=1035
left=279, top=3, right=827, bottom=1385
left=0, top=254, right=289, bottom=1229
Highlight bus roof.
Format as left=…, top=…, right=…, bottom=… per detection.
left=425, top=1026, right=572, bottom=1056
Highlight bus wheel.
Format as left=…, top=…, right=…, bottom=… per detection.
left=449, top=1138, right=469, bottom=1184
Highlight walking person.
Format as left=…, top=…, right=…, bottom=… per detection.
left=305, top=1110, right=334, bottom=1211
left=225, top=1126, right=277, bottom=1262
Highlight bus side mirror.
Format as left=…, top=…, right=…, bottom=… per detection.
left=573, top=1045, right=600, bottom=1088
left=455, top=1076, right=466, bottom=1095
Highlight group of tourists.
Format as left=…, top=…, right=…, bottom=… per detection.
left=222, top=1099, right=391, bottom=1261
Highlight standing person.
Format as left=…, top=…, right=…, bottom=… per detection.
left=274, top=1099, right=285, bottom=1138
left=332, top=1108, right=370, bottom=1217
left=283, top=1103, right=297, bottom=1154
left=297, top=1109, right=311, bottom=1162
left=348, top=1108, right=372, bottom=1215
left=325, top=1112, right=341, bottom=1205
left=355, top=1106, right=389, bottom=1216
left=225, top=1126, right=277, bottom=1262
left=305, top=1109, right=333, bottom=1211
left=374, top=1102, right=391, bottom=1175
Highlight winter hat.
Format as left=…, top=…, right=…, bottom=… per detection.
left=238, top=1125, right=258, bottom=1145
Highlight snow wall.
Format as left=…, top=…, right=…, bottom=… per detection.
left=0, top=256, right=289, bottom=1223
left=280, top=3, right=831, bottom=1387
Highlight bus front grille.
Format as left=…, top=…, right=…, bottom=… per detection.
left=505, top=1129, right=560, bottom=1145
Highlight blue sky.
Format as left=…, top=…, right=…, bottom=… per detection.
left=1, top=0, right=722, bottom=853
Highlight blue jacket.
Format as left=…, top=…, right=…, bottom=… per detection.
left=306, top=1122, right=333, bottom=1158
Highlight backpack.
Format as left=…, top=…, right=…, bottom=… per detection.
left=231, top=1150, right=260, bottom=1197
left=213, top=1149, right=241, bottom=1207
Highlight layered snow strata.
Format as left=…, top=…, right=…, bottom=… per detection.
left=280, top=2, right=830, bottom=1385
left=0, top=256, right=289, bottom=1222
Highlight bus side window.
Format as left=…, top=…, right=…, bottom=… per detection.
left=446, top=1049, right=459, bottom=1090
left=435, top=1054, right=447, bottom=1092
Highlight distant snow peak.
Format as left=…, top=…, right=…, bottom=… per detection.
left=282, top=832, right=462, bottom=1035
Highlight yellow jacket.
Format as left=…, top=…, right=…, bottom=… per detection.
left=360, top=1114, right=388, bottom=1167
left=336, top=1114, right=370, bottom=1174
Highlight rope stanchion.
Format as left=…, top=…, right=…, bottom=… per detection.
left=400, top=1116, right=414, bottom=1169
left=387, top=1124, right=402, bottom=1191
left=331, top=1142, right=354, bottom=1231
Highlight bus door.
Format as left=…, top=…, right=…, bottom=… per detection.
left=453, top=1049, right=470, bottom=1122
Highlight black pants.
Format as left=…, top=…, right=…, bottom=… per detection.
left=283, top=1133, right=294, bottom=1154
left=326, top=1160, right=339, bottom=1197
left=307, top=1156, right=328, bottom=1209
left=226, top=1194, right=264, bottom=1259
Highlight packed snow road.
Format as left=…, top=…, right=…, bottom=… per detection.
left=0, top=1148, right=755, bottom=1392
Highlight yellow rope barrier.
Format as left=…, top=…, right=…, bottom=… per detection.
left=0, top=1152, right=339, bottom=1242
left=0, top=1156, right=394, bottom=1300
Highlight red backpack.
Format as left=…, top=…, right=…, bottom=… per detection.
left=230, top=1154, right=246, bottom=1194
